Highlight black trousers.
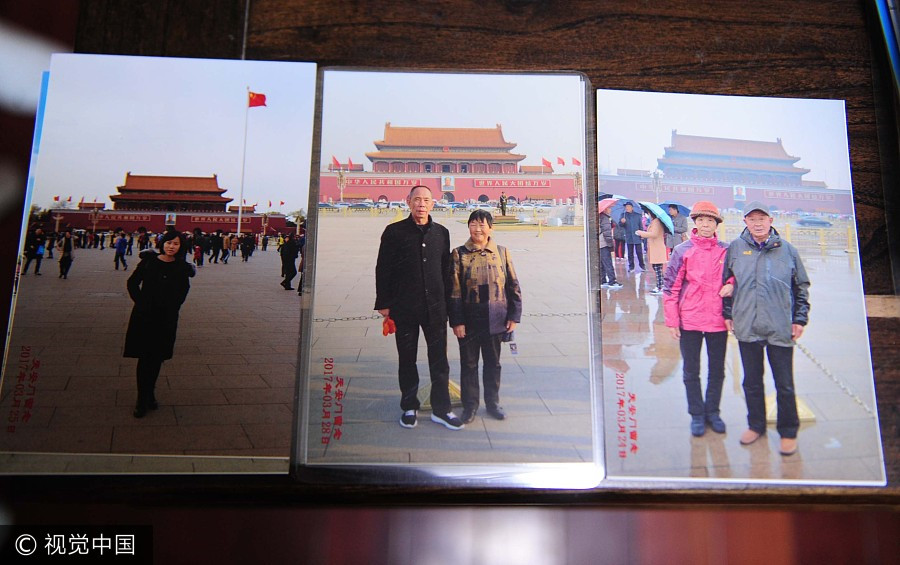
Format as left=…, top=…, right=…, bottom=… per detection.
left=458, top=331, right=503, bottom=412
left=281, top=260, right=297, bottom=287
left=738, top=340, right=799, bottom=438
left=599, top=246, right=616, bottom=285
left=394, top=318, right=451, bottom=415
left=626, top=243, right=645, bottom=270
left=23, top=255, right=42, bottom=274
left=136, top=356, right=164, bottom=408
left=58, top=256, right=72, bottom=278
left=680, top=330, right=727, bottom=417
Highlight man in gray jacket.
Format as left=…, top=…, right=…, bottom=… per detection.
left=722, top=201, right=810, bottom=456
left=664, top=204, right=689, bottom=255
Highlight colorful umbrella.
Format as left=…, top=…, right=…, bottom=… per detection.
left=609, top=198, right=639, bottom=222
left=639, top=201, right=674, bottom=234
left=597, top=197, right=618, bottom=215
left=659, top=200, right=690, bottom=217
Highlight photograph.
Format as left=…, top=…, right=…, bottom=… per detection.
left=597, top=89, right=886, bottom=485
left=1, top=54, right=316, bottom=474
left=295, top=70, right=601, bottom=487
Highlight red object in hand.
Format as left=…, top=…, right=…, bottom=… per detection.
left=382, top=317, right=396, bottom=336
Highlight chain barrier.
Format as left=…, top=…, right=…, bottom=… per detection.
left=795, top=342, right=873, bottom=416
left=313, top=312, right=588, bottom=322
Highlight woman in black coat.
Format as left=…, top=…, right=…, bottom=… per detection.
left=124, top=230, right=196, bottom=417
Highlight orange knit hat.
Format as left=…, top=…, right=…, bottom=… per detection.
left=689, top=201, right=723, bottom=223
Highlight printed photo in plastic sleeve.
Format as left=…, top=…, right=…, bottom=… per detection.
left=292, top=69, right=603, bottom=487
left=1, top=54, right=316, bottom=474
left=596, top=89, right=886, bottom=486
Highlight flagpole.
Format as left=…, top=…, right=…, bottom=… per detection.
left=238, top=87, right=250, bottom=237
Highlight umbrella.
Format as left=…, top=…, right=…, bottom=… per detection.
left=597, top=197, right=618, bottom=215
left=639, top=201, right=674, bottom=234
left=609, top=198, right=639, bottom=223
left=659, top=200, right=690, bottom=217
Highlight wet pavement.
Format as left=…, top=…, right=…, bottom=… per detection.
left=601, top=218, right=885, bottom=485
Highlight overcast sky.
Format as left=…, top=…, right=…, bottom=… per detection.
left=321, top=70, right=587, bottom=171
left=596, top=89, right=852, bottom=190
left=29, top=54, right=316, bottom=213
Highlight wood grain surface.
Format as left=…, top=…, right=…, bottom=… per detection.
left=9, top=0, right=887, bottom=502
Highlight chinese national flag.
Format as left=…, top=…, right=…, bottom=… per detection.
left=53, top=196, right=59, bottom=202
left=79, top=196, right=84, bottom=204
left=268, top=200, right=272, bottom=207
left=67, top=196, right=72, bottom=202
left=572, top=157, right=582, bottom=166
left=279, top=200, right=285, bottom=206
left=332, top=156, right=341, bottom=169
left=557, top=157, right=565, bottom=166
left=541, top=157, right=552, bottom=168
left=248, top=91, right=267, bottom=107
left=348, top=157, right=354, bottom=168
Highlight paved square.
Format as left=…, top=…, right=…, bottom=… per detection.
left=302, top=211, right=596, bottom=466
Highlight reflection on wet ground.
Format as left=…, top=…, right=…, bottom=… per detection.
left=601, top=242, right=885, bottom=484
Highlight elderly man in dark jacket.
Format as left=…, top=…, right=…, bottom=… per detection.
left=722, top=201, right=810, bottom=456
left=619, top=202, right=645, bottom=272
left=22, top=227, right=46, bottom=275
left=375, top=185, right=462, bottom=430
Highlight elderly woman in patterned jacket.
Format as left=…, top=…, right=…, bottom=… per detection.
left=449, top=210, right=523, bottom=425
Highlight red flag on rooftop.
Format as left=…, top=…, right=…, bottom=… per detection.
left=557, top=157, right=565, bottom=166
left=279, top=200, right=285, bottom=206
left=52, top=196, right=59, bottom=202
left=541, top=157, right=552, bottom=168
left=79, top=196, right=84, bottom=204
left=572, top=157, right=582, bottom=166
left=268, top=200, right=272, bottom=208
left=248, top=91, right=267, bottom=107
left=332, top=156, right=341, bottom=169
left=66, top=196, right=72, bottom=202
left=348, top=157, right=354, bottom=168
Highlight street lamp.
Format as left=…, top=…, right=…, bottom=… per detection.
left=89, top=208, right=100, bottom=234
left=652, top=170, right=663, bottom=204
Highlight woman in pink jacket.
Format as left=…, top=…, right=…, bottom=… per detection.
left=663, top=201, right=732, bottom=437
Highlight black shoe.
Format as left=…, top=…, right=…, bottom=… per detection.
left=690, top=415, right=706, bottom=437
left=133, top=405, right=147, bottom=418
left=486, top=405, right=506, bottom=420
left=706, top=414, right=726, bottom=434
left=148, top=399, right=159, bottom=410
left=399, top=410, right=417, bottom=428
left=431, top=412, right=464, bottom=430
left=461, top=408, right=477, bottom=424
left=35, top=272, right=41, bottom=276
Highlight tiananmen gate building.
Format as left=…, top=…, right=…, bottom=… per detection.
left=321, top=123, right=582, bottom=204
left=600, top=131, right=853, bottom=215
